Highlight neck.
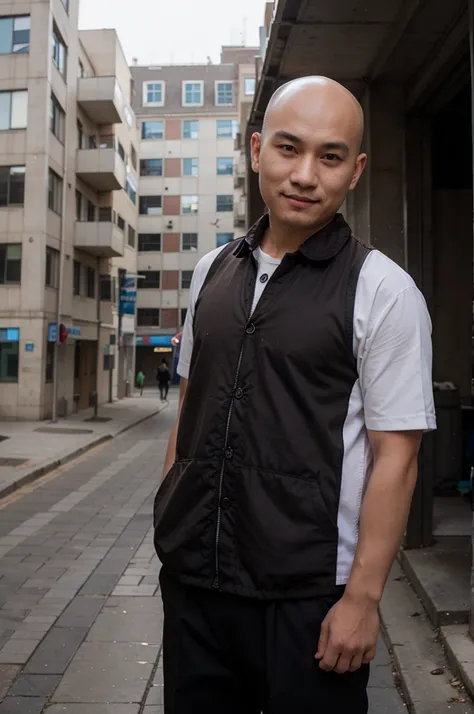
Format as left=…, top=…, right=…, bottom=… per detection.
left=259, top=214, right=335, bottom=260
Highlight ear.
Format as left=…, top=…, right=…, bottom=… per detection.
left=349, top=153, right=367, bottom=190
left=250, top=132, right=262, bottom=174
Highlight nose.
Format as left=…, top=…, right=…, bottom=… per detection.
left=290, top=154, right=318, bottom=189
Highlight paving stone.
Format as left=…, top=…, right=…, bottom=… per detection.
left=368, top=686, right=406, bottom=713
left=46, top=705, right=140, bottom=713
left=0, top=639, right=41, bottom=656
left=87, top=610, right=162, bottom=644
left=0, top=664, right=21, bottom=699
left=369, top=663, right=397, bottom=688
left=52, top=642, right=155, bottom=703
left=9, top=673, right=61, bottom=698
left=23, top=627, right=88, bottom=675
left=146, top=682, right=164, bottom=705
left=55, top=597, right=106, bottom=629
left=112, top=586, right=157, bottom=597
left=79, top=574, right=121, bottom=597
left=0, top=697, right=46, bottom=713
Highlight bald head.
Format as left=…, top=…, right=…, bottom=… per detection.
left=262, top=76, right=364, bottom=152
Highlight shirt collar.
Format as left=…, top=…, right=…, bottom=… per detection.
left=233, top=212, right=352, bottom=262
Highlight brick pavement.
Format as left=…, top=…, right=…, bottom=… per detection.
left=0, top=394, right=406, bottom=713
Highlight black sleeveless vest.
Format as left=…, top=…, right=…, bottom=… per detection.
left=154, top=213, right=371, bottom=599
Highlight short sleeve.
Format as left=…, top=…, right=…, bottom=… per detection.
left=359, top=286, right=436, bottom=432
left=177, top=245, right=227, bottom=380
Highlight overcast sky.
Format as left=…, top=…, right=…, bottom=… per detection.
left=79, top=0, right=268, bottom=66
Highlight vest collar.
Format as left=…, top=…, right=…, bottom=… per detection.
left=233, top=212, right=352, bottom=262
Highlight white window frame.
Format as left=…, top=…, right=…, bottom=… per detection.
left=143, top=80, right=165, bottom=107
left=182, top=80, right=204, bottom=107
left=244, top=77, right=256, bottom=96
left=215, top=80, right=234, bottom=107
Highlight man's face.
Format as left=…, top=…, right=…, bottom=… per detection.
left=251, top=89, right=367, bottom=233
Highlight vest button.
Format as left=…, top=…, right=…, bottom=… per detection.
left=225, top=447, right=233, bottom=459
left=260, top=273, right=269, bottom=283
left=246, top=323, right=256, bottom=335
left=234, top=387, right=243, bottom=400
left=221, top=497, right=231, bottom=510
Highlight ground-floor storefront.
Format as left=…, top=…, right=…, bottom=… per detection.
left=135, top=335, right=179, bottom=390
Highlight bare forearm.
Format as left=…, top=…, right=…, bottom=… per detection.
left=161, top=377, right=188, bottom=481
left=345, top=456, right=418, bottom=604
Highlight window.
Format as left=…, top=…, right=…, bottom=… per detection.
left=117, top=214, right=125, bottom=231
left=100, top=275, right=115, bottom=302
left=217, top=157, right=233, bottom=176
left=126, top=174, right=136, bottom=204
left=140, top=159, right=163, bottom=177
left=181, top=308, right=187, bottom=326
left=244, top=77, right=256, bottom=95
left=181, top=270, right=193, bottom=289
left=52, top=23, right=67, bottom=77
left=0, top=244, right=21, bottom=283
left=73, top=260, right=81, bottom=295
left=216, top=232, right=234, bottom=247
left=45, top=341, right=54, bottom=383
left=99, top=206, right=113, bottom=222
left=183, top=158, right=199, bottom=177
left=48, top=169, right=63, bottom=214
left=77, top=121, right=84, bottom=149
left=140, top=195, right=162, bottom=215
left=142, top=121, right=163, bottom=140
left=50, top=93, right=65, bottom=143
left=0, top=166, right=25, bottom=206
left=0, top=328, right=19, bottom=382
left=137, top=308, right=160, bottom=327
left=216, top=195, right=233, bottom=212
left=143, top=81, right=164, bottom=106
left=181, top=195, right=198, bottom=214
left=128, top=225, right=136, bottom=248
left=141, top=270, right=161, bottom=289
left=0, top=90, right=27, bottom=130
left=117, top=140, right=125, bottom=162
left=217, top=119, right=239, bottom=138
left=183, top=81, right=203, bottom=106
left=87, top=200, right=95, bottom=222
left=87, top=267, right=96, bottom=299
left=0, top=16, right=30, bottom=54
left=130, top=145, right=137, bottom=171
left=138, top=233, right=161, bottom=252
left=216, top=81, right=233, bottom=106
left=182, top=233, right=198, bottom=252
left=183, top=120, right=199, bottom=139
left=45, top=246, right=59, bottom=288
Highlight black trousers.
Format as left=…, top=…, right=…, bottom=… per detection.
left=159, top=383, right=169, bottom=400
left=160, top=569, right=370, bottom=714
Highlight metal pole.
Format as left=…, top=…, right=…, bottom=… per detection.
left=52, top=100, right=69, bottom=423
left=94, top=256, right=100, bottom=419
left=468, top=0, right=474, bottom=639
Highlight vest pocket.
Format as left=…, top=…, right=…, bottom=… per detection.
left=153, top=459, right=217, bottom=577
left=234, top=467, right=338, bottom=592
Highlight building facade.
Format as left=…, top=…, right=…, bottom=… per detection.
left=0, top=0, right=139, bottom=420
left=131, top=48, right=257, bottom=378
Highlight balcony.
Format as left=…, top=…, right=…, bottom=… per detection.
left=77, top=76, right=124, bottom=125
left=235, top=197, right=246, bottom=228
left=75, top=213, right=125, bottom=258
left=76, top=136, right=126, bottom=191
left=234, top=156, right=246, bottom=189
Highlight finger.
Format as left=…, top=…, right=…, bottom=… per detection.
left=334, top=653, right=352, bottom=674
left=348, top=652, right=364, bottom=672
left=362, top=646, right=377, bottom=665
left=315, top=620, right=329, bottom=660
left=319, top=642, right=340, bottom=672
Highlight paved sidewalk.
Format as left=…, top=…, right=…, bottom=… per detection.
left=0, top=388, right=171, bottom=499
left=0, top=404, right=407, bottom=713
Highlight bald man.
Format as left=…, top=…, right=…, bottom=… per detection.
left=154, top=77, right=435, bottom=713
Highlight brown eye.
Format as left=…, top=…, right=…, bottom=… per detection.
left=323, top=153, right=341, bottom=162
left=279, top=144, right=296, bottom=153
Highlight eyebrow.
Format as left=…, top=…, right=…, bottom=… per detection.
left=271, top=132, right=350, bottom=154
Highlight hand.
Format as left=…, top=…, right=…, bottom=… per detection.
left=315, top=593, right=380, bottom=674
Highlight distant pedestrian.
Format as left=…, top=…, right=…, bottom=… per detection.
left=157, top=360, right=170, bottom=402
left=136, top=369, right=145, bottom=396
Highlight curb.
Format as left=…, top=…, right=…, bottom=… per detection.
left=0, top=402, right=168, bottom=501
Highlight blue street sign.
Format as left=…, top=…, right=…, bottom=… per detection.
left=119, top=275, right=137, bottom=315
left=25, top=343, right=34, bottom=352
left=48, top=323, right=57, bottom=342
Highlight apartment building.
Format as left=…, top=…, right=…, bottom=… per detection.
left=131, top=47, right=257, bottom=377
left=0, top=0, right=139, bottom=420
